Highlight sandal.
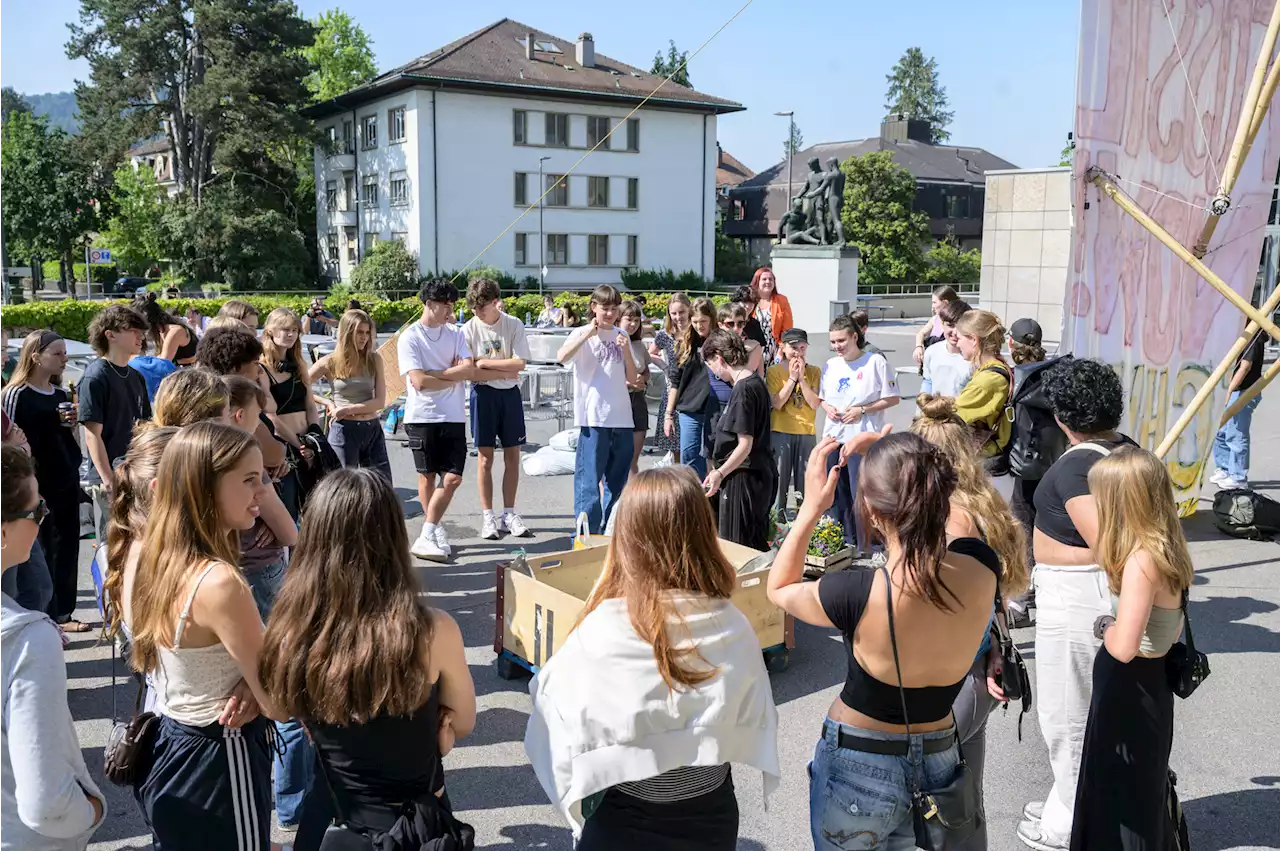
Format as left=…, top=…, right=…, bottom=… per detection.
left=59, top=619, right=93, bottom=633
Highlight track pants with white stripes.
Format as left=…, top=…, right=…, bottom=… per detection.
left=136, top=715, right=273, bottom=850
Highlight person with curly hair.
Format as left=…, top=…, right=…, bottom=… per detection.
left=1017, top=358, right=1136, bottom=851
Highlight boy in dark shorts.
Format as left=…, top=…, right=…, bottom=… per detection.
left=399, top=279, right=474, bottom=562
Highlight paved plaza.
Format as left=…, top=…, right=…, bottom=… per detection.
left=71, top=322, right=1280, bottom=850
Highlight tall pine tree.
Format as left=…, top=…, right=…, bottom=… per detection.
left=651, top=40, right=692, bottom=88
left=884, top=48, right=954, bottom=144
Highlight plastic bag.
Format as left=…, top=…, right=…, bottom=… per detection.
left=522, top=446, right=576, bottom=477
left=549, top=429, right=578, bottom=452
left=654, top=451, right=676, bottom=468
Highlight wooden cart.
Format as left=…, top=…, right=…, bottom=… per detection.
left=493, top=538, right=795, bottom=680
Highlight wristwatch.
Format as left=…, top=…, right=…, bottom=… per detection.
left=1092, top=615, right=1115, bottom=641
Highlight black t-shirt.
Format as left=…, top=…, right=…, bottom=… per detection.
left=77, top=358, right=152, bottom=468
left=1032, top=435, right=1137, bottom=549
left=744, top=317, right=768, bottom=349
left=1237, top=331, right=1266, bottom=393
left=712, top=374, right=772, bottom=473
left=2, top=384, right=82, bottom=491
left=673, top=333, right=713, bottom=416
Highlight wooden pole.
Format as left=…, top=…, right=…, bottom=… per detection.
left=1217, top=357, right=1278, bottom=424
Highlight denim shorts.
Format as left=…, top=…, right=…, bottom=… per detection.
left=809, top=720, right=961, bottom=851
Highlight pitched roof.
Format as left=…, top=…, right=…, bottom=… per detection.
left=736, top=137, right=1018, bottom=190
left=716, top=146, right=754, bottom=187
left=306, top=19, right=744, bottom=119
left=126, top=137, right=172, bottom=157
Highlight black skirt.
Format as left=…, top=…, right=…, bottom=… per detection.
left=576, top=771, right=738, bottom=851
left=718, top=467, right=773, bottom=551
left=1070, top=646, right=1174, bottom=851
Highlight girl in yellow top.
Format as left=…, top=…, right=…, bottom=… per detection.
left=953, top=310, right=1014, bottom=478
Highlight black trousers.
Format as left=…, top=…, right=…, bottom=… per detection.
left=40, top=488, right=81, bottom=623
left=718, top=468, right=772, bottom=552
left=577, top=771, right=738, bottom=851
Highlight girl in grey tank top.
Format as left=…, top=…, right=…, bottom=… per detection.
left=308, top=310, right=391, bottom=481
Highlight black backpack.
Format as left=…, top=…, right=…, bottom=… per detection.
left=1006, top=355, right=1072, bottom=481
left=1212, top=488, right=1280, bottom=540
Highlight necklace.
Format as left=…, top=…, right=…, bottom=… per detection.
left=420, top=322, right=446, bottom=343
left=104, top=359, right=132, bottom=380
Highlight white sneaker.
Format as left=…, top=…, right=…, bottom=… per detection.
left=504, top=511, right=531, bottom=538
left=411, top=528, right=447, bottom=562
left=1022, top=800, right=1044, bottom=822
left=433, top=525, right=453, bottom=557
left=480, top=513, right=500, bottom=540
left=1017, top=818, right=1068, bottom=851
left=1209, top=469, right=1230, bottom=486
left=1222, top=478, right=1249, bottom=491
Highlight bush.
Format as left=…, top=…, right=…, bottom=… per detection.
left=923, top=238, right=981, bottom=285
left=40, top=261, right=120, bottom=284
left=350, top=241, right=421, bottom=297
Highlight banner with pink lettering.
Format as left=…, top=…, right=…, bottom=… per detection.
left=1069, top=0, right=1280, bottom=512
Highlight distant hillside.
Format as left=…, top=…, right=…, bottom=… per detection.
left=24, top=91, right=80, bottom=134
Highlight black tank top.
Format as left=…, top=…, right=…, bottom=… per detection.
left=172, top=323, right=198, bottom=363
left=265, top=362, right=307, bottom=415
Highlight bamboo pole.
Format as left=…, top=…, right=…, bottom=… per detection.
left=1217, top=357, right=1279, bottom=424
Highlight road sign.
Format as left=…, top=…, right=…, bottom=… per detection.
left=89, top=248, right=112, bottom=264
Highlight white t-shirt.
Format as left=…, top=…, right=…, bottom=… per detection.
left=566, top=326, right=634, bottom=429
left=398, top=321, right=472, bottom=424
left=463, top=313, right=532, bottom=390
left=820, top=352, right=898, bottom=441
left=922, top=341, right=973, bottom=398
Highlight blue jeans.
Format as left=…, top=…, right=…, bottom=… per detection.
left=0, top=538, right=53, bottom=613
left=243, top=558, right=287, bottom=624
left=274, top=717, right=313, bottom=827
left=328, top=418, right=392, bottom=482
left=677, top=412, right=709, bottom=480
left=809, top=721, right=963, bottom=851
left=825, top=450, right=869, bottom=553
left=1212, top=389, right=1260, bottom=482
left=574, top=426, right=633, bottom=534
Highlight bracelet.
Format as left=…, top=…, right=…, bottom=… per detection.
left=914, top=344, right=924, bottom=350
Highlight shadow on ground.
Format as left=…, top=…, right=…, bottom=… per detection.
left=1183, top=777, right=1280, bottom=851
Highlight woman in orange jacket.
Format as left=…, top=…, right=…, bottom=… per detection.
left=750, top=267, right=794, bottom=364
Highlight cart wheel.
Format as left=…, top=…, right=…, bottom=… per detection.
left=496, top=654, right=528, bottom=681
left=763, top=648, right=790, bottom=674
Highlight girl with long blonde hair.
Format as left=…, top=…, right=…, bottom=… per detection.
left=664, top=297, right=717, bottom=479
left=260, top=307, right=319, bottom=439
left=649, top=292, right=692, bottom=455
left=126, top=421, right=285, bottom=849
left=150, top=368, right=229, bottom=427
left=526, top=466, right=779, bottom=849
left=308, top=309, right=390, bottom=481
left=1070, top=446, right=1192, bottom=850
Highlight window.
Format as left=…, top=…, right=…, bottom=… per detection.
left=514, top=173, right=527, bottom=206
left=545, top=174, right=568, bottom=207
left=587, top=116, right=610, bottom=148
left=362, top=174, right=378, bottom=205
left=388, top=107, right=405, bottom=143
left=513, top=110, right=527, bottom=145
left=325, top=180, right=337, bottom=211
left=342, top=120, right=355, bottom=154
left=518, top=36, right=562, bottom=54
left=626, top=118, right=640, bottom=152
left=344, top=226, right=357, bottom=262
left=360, top=114, right=378, bottom=149
left=626, top=178, right=639, bottom=209
left=324, top=125, right=338, bottom=152
left=546, top=233, right=568, bottom=265
left=588, top=176, right=609, bottom=208
left=389, top=170, right=409, bottom=206
left=588, top=234, right=609, bottom=266
left=545, top=112, right=569, bottom=147
left=515, top=233, right=528, bottom=265
left=627, top=235, right=638, bottom=266
left=343, top=174, right=355, bottom=210
left=326, top=230, right=339, bottom=263
left=391, top=231, right=408, bottom=246
left=364, top=233, right=379, bottom=254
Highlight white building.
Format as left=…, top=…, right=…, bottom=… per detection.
left=306, top=19, right=744, bottom=287
left=125, top=138, right=181, bottom=197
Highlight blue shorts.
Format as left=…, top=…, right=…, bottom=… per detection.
left=470, top=385, right=526, bottom=449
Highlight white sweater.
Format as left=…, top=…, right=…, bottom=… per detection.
left=524, top=593, right=779, bottom=834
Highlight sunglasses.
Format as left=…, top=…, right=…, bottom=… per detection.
left=723, top=320, right=746, bottom=329
left=4, top=498, right=48, bottom=526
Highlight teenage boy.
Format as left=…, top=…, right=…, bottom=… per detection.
left=1210, top=329, right=1266, bottom=490
left=400, top=279, right=474, bottom=562
left=196, top=327, right=287, bottom=474
left=463, top=278, right=533, bottom=540
left=765, top=328, right=822, bottom=520
left=921, top=299, right=974, bottom=397
left=820, top=314, right=900, bottom=552
left=557, top=285, right=638, bottom=534
left=79, top=305, right=152, bottom=540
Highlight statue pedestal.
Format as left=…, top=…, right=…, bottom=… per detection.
left=769, top=245, right=860, bottom=334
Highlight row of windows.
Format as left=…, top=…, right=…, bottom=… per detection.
left=324, top=229, right=408, bottom=264
left=324, top=107, right=407, bottom=155
left=513, top=110, right=640, bottom=151
left=514, top=173, right=639, bottom=209
left=514, top=233, right=638, bottom=267
left=324, top=171, right=410, bottom=211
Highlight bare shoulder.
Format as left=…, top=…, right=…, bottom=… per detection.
left=426, top=607, right=463, bottom=647
left=195, top=561, right=251, bottom=603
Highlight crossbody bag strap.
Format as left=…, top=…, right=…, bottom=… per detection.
left=300, top=721, right=351, bottom=827
left=879, top=566, right=920, bottom=795
left=1180, top=590, right=1196, bottom=655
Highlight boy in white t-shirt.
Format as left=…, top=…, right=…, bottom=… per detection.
left=398, top=278, right=474, bottom=562
left=820, top=313, right=900, bottom=552
left=921, top=298, right=974, bottom=398
left=556, top=285, right=638, bottom=533
left=463, top=278, right=533, bottom=541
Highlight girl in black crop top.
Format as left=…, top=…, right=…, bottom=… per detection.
left=259, top=307, right=320, bottom=437
left=766, top=433, right=1002, bottom=851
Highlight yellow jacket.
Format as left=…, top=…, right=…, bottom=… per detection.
left=955, top=362, right=1012, bottom=457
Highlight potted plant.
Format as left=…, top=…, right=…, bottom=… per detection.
left=768, top=511, right=855, bottom=574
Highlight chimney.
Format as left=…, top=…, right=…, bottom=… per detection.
left=576, top=32, right=595, bottom=68
left=525, top=32, right=536, bottom=60
left=880, top=113, right=933, bottom=144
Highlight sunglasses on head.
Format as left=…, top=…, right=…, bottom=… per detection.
left=4, top=498, right=48, bottom=526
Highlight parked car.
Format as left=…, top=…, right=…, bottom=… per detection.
left=111, top=276, right=150, bottom=296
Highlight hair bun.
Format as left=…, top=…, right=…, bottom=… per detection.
left=915, top=393, right=957, bottom=420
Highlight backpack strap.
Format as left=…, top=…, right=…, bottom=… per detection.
left=1063, top=442, right=1112, bottom=458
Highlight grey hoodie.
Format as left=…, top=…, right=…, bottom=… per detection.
left=2, top=592, right=104, bottom=850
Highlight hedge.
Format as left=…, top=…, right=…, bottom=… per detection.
left=39, top=262, right=121, bottom=285
left=0, top=291, right=728, bottom=343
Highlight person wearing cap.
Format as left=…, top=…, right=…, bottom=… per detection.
left=1009, top=318, right=1047, bottom=366
left=765, top=328, right=821, bottom=520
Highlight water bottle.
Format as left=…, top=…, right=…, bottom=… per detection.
left=525, top=311, right=532, bottom=326
left=457, top=307, right=464, bottom=325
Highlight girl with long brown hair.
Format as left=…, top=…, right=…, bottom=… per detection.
left=308, top=309, right=390, bottom=481
left=649, top=292, right=692, bottom=455
left=768, top=432, right=1002, bottom=850
left=133, top=294, right=198, bottom=365
left=127, top=421, right=285, bottom=850
left=526, top=465, right=778, bottom=850
left=664, top=297, right=717, bottom=479
left=261, top=468, right=475, bottom=848
left=913, top=284, right=959, bottom=367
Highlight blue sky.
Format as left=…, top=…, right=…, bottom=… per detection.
left=1, top=0, right=1080, bottom=172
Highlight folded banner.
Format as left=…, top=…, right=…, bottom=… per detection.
left=1069, top=0, right=1280, bottom=512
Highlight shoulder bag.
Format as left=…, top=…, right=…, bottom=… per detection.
left=1166, top=590, right=1210, bottom=699
left=881, top=566, right=984, bottom=850
left=992, top=590, right=1033, bottom=739
left=103, top=641, right=160, bottom=786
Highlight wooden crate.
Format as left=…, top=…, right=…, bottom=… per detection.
left=494, top=538, right=795, bottom=679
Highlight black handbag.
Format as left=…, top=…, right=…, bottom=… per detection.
left=881, top=567, right=984, bottom=850
left=1167, top=590, right=1210, bottom=699
left=993, top=590, right=1033, bottom=740
left=103, top=641, right=160, bottom=787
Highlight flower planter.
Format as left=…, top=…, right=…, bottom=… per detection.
left=804, top=546, right=855, bottom=573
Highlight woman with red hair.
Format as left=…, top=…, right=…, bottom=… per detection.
left=751, top=268, right=794, bottom=364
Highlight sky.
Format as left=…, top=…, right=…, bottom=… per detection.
left=0, top=0, right=1081, bottom=173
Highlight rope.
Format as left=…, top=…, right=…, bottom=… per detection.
left=1159, top=0, right=1223, bottom=189
left=1099, top=170, right=1210, bottom=211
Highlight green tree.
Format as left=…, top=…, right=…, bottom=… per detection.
left=304, top=9, right=378, bottom=101
left=1, top=87, right=30, bottom=124
left=884, top=47, right=954, bottom=144
left=651, top=40, right=692, bottom=88
left=784, top=121, right=804, bottom=162
left=1059, top=132, right=1075, bottom=167
left=923, top=235, right=981, bottom=284
left=349, top=240, right=421, bottom=297
left=101, top=164, right=166, bottom=276
left=839, top=151, right=930, bottom=286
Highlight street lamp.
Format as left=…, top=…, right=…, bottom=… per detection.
left=775, top=111, right=795, bottom=209
left=538, top=155, right=551, bottom=296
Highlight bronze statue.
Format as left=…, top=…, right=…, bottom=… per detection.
left=778, top=198, right=820, bottom=244
left=782, top=155, right=845, bottom=246
left=795, top=157, right=828, bottom=243
left=819, top=157, right=846, bottom=247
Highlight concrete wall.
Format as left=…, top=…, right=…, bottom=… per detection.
left=979, top=167, right=1072, bottom=341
